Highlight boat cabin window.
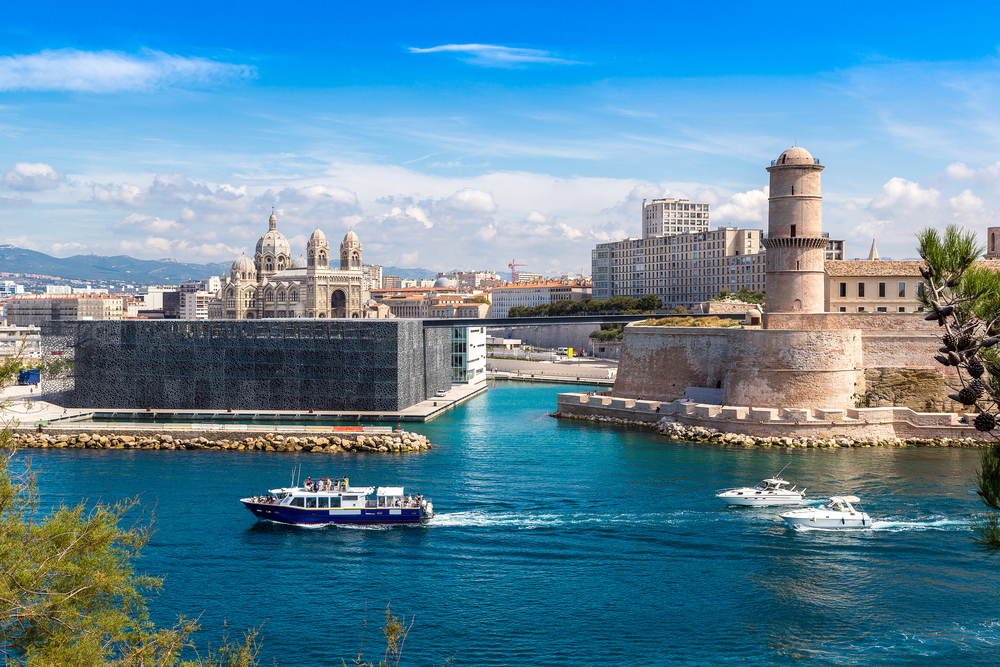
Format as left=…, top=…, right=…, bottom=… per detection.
left=290, top=497, right=304, bottom=507
left=330, top=497, right=341, bottom=508
left=343, top=495, right=358, bottom=501
left=306, top=497, right=317, bottom=509
left=318, top=497, right=329, bottom=509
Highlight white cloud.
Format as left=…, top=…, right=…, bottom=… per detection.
left=945, top=162, right=977, bottom=180
left=948, top=189, right=984, bottom=214
left=712, top=187, right=768, bottom=223
left=526, top=210, right=547, bottom=223
left=51, top=242, right=86, bottom=254
left=408, top=44, right=583, bottom=67
left=445, top=188, right=497, bottom=213
left=281, top=184, right=358, bottom=206
left=400, top=250, right=419, bottom=266
left=475, top=225, right=497, bottom=241
left=0, top=195, right=32, bottom=208
left=405, top=205, right=432, bottom=228
left=114, top=212, right=181, bottom=234
left=0, top=48, right=256, bottom=92
left=92, top=182, right=145, bottom=206
left=121, top=236, right=176, bottom=255
left=869, top=177, right=939, bottom=210
left=3, top=162, right=66, bottom=191
left=557, top=223, right=583, bottom=240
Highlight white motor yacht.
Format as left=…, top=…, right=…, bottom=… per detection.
left=780, top=495, right=872, bottom=530
left=716, top=477, right=805, bottom=507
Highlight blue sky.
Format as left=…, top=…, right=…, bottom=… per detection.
left=4, top=1, right=1000, bottom=275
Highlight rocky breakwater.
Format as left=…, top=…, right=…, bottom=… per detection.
left=10, top=431, right=434, bottom=453
left=552, top=411, right=985, bottom=448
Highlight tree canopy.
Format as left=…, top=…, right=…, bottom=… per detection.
left=916, top=224, right=1000, bottom=557
left=507, top=294, right=661, bottom=318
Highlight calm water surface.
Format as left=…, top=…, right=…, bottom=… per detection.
left=25, top=382, right=1000, bottom=666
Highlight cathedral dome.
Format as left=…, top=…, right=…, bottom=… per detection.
left=256, top=229, right=291, bottom=257
left=310, top=228, right=327, bottom=244
left=255, top=212, right=292, bottom=260
left=775, top=147, right=815, bottom=166
left=433, top=277, right=454, bottom=288
left=341, top=229, right=360, bottom=248
left=232, top=254, right=254, bottom=272
left=291, top=255, right=306, bottom=269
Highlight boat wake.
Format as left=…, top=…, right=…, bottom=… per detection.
left=428, top=510, right=695, bottom=529
left=787, top=516, right=969, bottom=533
left=870, top=516, right=970, bottom=532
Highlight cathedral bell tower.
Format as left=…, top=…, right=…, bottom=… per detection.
left=762, top=147, right=827, bottom=325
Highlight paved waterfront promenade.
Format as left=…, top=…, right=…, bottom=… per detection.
left=1, top=381, right=487, bottom=429
left=487, top=357, right=616, bottom=386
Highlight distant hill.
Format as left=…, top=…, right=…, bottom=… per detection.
left=0, top=245, right=229, bottom=284
left=0, top=245, right=441, bottom=285
left=379, top=266, right=439, bottom=280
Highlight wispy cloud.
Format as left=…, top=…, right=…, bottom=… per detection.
left=407, top=44, right=584, bottom=67
left=0, top=48, right=256, bottom=92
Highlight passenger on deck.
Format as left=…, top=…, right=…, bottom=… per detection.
left=304, top=476, right=313, bottom=491
left=325, top=476, right=332, bottom=491
left=343, top=477, right=350, bottom=490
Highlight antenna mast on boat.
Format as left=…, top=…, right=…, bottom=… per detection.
left=775, top=461, right=792, bottom=478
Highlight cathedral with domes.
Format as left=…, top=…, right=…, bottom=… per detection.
left=220, top=212, right=369, bottom=319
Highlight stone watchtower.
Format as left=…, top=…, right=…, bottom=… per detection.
left=762, top=147, right=827, bottom=326
left=987, top=227, right=1000, bottom=259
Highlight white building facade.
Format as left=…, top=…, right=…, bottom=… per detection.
left=451, top=325, right=486, bottom=384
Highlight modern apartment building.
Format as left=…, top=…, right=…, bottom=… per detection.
left=591, top=227, right=765, bottom=309
left=641, top=198, right=711, bottom=238
left=0, top=281, right=24, bottom=297
left=5, top=295, right=124, bottom=326
left=362, top=264, right=383, bottom=291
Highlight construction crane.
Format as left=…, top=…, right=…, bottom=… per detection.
left=508, top=259, right=526, bottom=283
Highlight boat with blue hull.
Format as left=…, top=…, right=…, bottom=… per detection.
left=241, top=482, right=433, bottom=526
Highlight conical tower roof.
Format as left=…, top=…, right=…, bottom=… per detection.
left=867, top=238, right=880, bottom=261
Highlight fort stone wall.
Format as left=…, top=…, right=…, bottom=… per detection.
left=721, top=329, right=863, bottom=410
left=611, top=327, right=729, bottom=401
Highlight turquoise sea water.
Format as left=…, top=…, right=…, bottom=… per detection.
left=23, top=381, right=1000, bottom=666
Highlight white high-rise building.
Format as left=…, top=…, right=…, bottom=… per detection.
left=642, top=198, right=711, bottom=239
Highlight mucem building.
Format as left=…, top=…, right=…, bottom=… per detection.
left=41, top=320, right=451, bottom=412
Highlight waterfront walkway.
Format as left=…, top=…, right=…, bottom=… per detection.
left=486, top=357, right=616, bottom=386
left=1, top=381, right=488, bottom=427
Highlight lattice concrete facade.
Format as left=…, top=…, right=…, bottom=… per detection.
left=41, top=320, right=451, bottom=411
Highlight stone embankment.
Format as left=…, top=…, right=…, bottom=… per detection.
left=9, top=431, right=433, bottom=453
left=552, top=411, right=986, bottom=448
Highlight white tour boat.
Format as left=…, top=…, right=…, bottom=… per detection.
left=780, top=495, right=872, bottom=530
left=716, top=476, right=805, bottom=507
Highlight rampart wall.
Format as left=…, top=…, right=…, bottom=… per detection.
left=555, top=393, right=989, bottom=442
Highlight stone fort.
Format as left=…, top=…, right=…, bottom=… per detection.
left=601, top=147, right=957, bottom=413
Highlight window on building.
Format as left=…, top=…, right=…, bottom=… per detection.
left=858, top=307, right=865, bottom=312
left=898, top=282, right=906, bottom=298
left=839, top=306, right=846, bottom=312
left=858, top=282, right=865, bottom=298
left=839, top=282, right=847, bottom=298
left=898, top=307, right=906, bottom=312
left=877, top=307, right=887, bottom=312
left=878, top=282, right=885, bottom=298
left=790, top=225, right=796, bottom=238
